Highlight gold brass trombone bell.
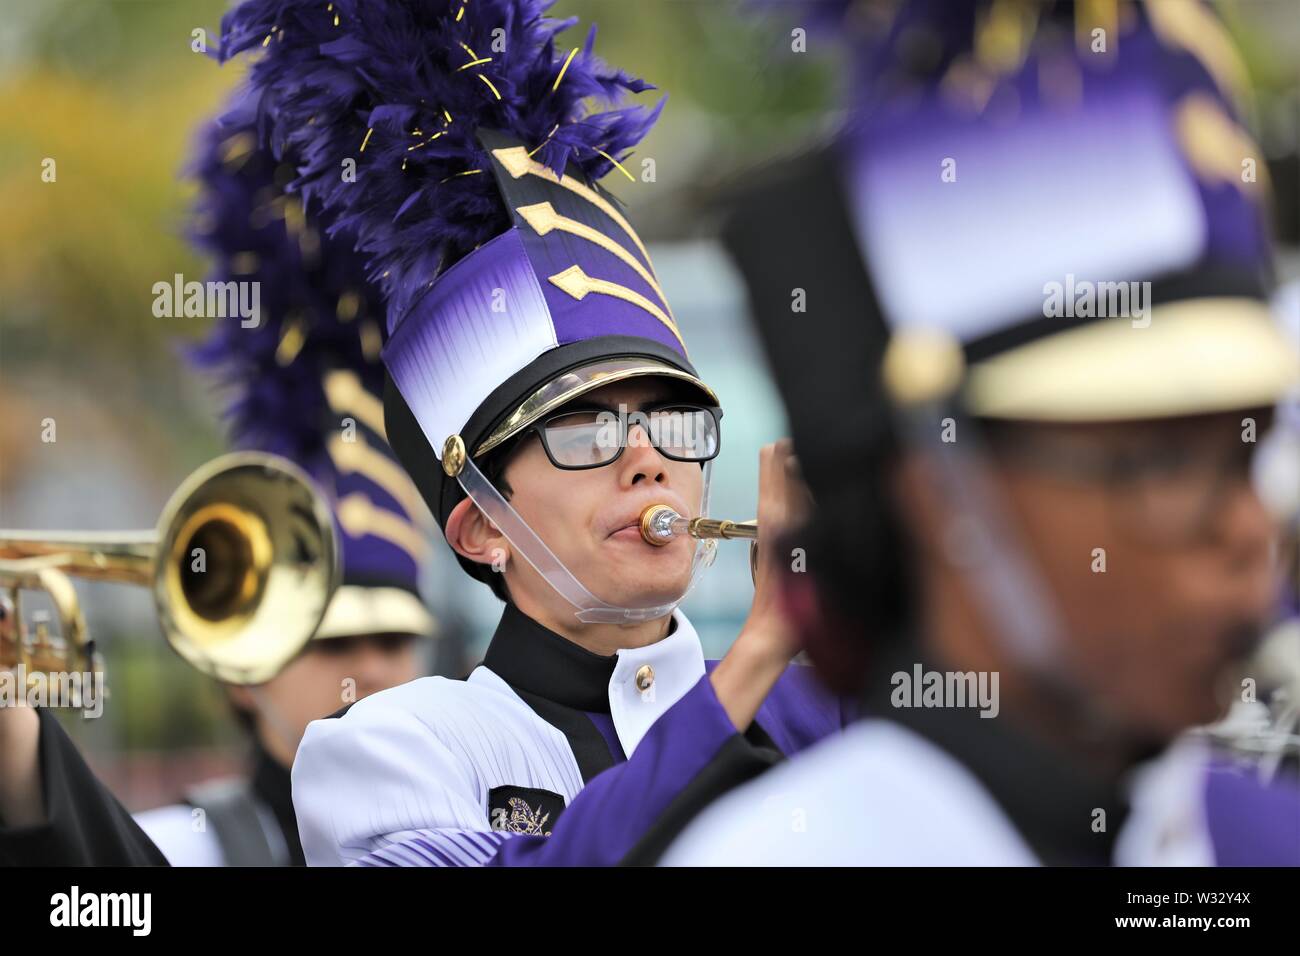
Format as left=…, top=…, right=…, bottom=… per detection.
left=0, top=452, right=339, bottom=687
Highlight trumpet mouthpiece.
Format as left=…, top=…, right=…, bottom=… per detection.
left=639, top=504, right=680, bottom=546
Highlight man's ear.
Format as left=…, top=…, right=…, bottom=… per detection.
left=445, top=496, right=511, bottom=570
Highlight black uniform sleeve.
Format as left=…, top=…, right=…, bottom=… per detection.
left=0, top=709, right=169, bottom=866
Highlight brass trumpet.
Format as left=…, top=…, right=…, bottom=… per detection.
left=639, top=505, right=757, bottom=546
left=0, top=452, right=339, bottom=687
left=639, top=504, right=759, bottom=580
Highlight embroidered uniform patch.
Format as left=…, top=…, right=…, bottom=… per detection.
left=487, top=786, right=566, bottom=836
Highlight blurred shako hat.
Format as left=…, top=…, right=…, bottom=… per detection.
left=218, top=0, right=719, bottom=612
left=185, top=90, right=437, bottom=641
left=727, top=0, right=1299, bottom=504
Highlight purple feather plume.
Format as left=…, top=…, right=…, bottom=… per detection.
left=218, top=0, right=664, bottom=321
left=184, top=90, right=387, bottom=472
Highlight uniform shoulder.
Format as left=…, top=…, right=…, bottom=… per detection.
left=293, top=669, right=533, bottom=794
left=661, top=720, right=1036, bottom=866
left=291, top=671, right=535, bottom=864
left=313, top=671, right=518, bottom=734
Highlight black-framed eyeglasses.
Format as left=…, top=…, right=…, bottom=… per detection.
left=528, top=402, right=722, bottom=470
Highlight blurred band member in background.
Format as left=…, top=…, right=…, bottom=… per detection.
left=664, top=0, right=1300, bottom=866
left=135, top=96, right=440, bottom=866
left=0, top=96, right=438, bottom=866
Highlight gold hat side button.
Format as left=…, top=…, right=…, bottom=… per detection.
left=442, top=435, right=467, bottom=477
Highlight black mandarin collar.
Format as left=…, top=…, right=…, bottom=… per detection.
left=250, top=743, right=305, bottom=867
left=859, top=640, right=1140, bottom=866
left=482, top=603, right=621, bottom=712
left=481, top=603, right=682, bottom=713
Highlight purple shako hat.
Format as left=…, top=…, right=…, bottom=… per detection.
left=728, top=0, right=1298, bottom=499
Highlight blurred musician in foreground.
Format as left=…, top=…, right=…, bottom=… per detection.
left=0, top=98, right=437, bottom=867
left=217, top=0, right=850, bottom=867
left=665, top=0, right=1300, bottom=865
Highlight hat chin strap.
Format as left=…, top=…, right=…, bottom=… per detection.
left=454, top=454, right=717, bottom=624
left=902, top=404, right=1065, bottom=670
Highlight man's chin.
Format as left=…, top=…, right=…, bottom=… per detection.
left=586, top=568, right=694, bottom=611
left=564, top=539, right=694, bottom=609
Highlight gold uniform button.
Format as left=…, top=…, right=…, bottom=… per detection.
left=635, top=665, right=655, bottom=692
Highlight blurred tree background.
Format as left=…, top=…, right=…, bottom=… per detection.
left=0, top=0, right=837, bottom=399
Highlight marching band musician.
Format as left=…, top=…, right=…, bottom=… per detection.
left=217, top=0, right=853, bottom=867
left=0, top=97, right=439, bottom=867
left=133, top=96, right=440, bottom=866
left=663, top=0, right=1300, bottom=866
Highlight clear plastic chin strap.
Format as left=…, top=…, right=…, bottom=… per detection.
left=454, top=453, right=718, bottom=624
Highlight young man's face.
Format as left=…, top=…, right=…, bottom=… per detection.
left=497, top=378, right=708, bottom=610
left=977, top=409, right=1279, bottom=739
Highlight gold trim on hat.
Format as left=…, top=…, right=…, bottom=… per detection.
left=1146, top=0, right=1249, bottom=104
left=327, top=432, right=432, bottom=529
left=473, top=357, right=719, bottom=459
left=965, top=297, right=1300, bottom=421
left=324, top=369, right=388, bottom=440
left=882, top=327, right=966, bottom=406
left=547, top=265, right=685, bottom=352
left=336, top=491, right=431, bottom=562
left=490, top=146, right=654, bottom=270
left=515, top=201, right=675, bottom=320
left=1174, top=92, right=1269, bottom=199
left=314, top=584, right=437, bottom=640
